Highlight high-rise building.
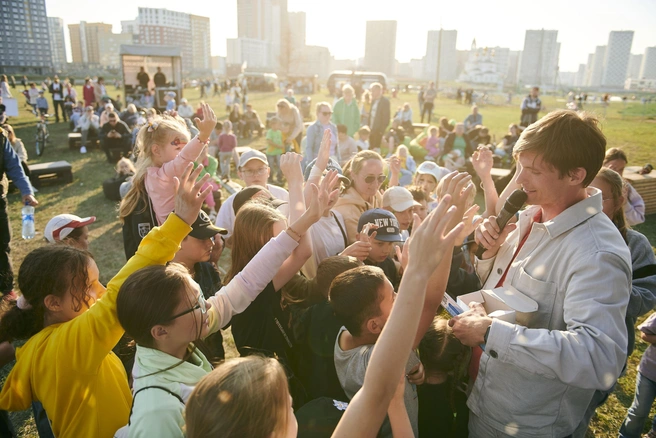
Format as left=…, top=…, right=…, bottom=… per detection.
left=68, top=22, right=113, bottom=65
left=517, top=29, right=560, bottom=86
left=121, top=20, right=139, bottom=36
left=227, top=38, right=271, bottom=69
left=98, top=33, right=134, bottom=69
left=627, top=54, right=643, bottom=79
left=601, top=30, right=634, bottom=87
left=48, top=17, right=67, bottom=68
left=586, top=46, right=606, bottom=87
left=0, top=0, right=52, bottom=74
left=639, top=47, right=656, bottom=79
left=575, top=63, right=586, bottom=87
left=288, top=11, right=306, bottom=67
left=364, top=21, right=397, bottom=76
left=506, top=50, right=521, bottom=85
left=237, top=0, right=289, bottom=72
left=424, top=30, right=457, bottom=82
left=136, top=8, right=211, bottom=74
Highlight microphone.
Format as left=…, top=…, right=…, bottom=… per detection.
left=475, top=189, right=528, bottom=259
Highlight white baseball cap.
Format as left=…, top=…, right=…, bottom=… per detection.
left=416, top=161, right=451, bottom=183
left=238, top=148, right=268, bottom=168
left=383, top=186, right=420, bottom=212
left=44, top=214, right=96, bottom=243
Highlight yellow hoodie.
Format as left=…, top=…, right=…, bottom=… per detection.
left=0, top=214, right=191, bottom=438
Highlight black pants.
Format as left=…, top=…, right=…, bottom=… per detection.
left=370, top=129, right=384, bottom=151
left=0, top=196, right=13, bottom=294
left=102, top=139, right=132, bottom=163
left=52, top=100, right=67, bottom=123
left=421, top=102, right=434, bottom=123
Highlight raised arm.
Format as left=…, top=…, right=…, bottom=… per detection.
left=333, top=196, right=463, bottom=438
left=273, top=155, right=338, bottom=290
left=304, top=128, right=332, bottom=202
left=471, top=147, right=498, bottom=217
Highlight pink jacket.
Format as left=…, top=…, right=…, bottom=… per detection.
left=146, top=136, right=205, bottom=224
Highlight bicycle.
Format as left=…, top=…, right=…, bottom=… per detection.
left=35, top=114, right=50, bottom=156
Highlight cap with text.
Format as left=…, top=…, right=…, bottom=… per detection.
left=357, top=208, right=404, bottom=242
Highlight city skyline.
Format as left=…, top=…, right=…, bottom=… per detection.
left=43, top=0, right=655, bottom=73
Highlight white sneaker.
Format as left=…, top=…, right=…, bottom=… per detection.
left=80, top=146, right=87, bottom=154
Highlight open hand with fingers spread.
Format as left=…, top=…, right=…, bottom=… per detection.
left=306, top=169, right=340, bottom=222
left=194, top=102, right=217, bottom=143
left=173, top=162, right=212, bottom=225
left=316, top=129, right=333, bottom=171
left=472, top=146, right=494, bottom=179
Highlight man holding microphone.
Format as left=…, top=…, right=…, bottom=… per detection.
left=450, top=109, right=632, bottom=437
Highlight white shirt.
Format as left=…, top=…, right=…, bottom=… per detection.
left=216, top=184, right=289, bottom=239
left=302, top=211, right=348, bottom=279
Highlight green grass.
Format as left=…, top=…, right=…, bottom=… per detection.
left=1, top=85, right=655, bottom=436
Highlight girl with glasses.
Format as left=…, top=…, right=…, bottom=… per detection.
left=113, top=156, right=332, bottom=437
left=334, top=149, right=387, bottom=244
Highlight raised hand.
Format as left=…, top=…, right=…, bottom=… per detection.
left=456, top=204, right=483, bottom=245
left=306, top=169, right=339, bottom=221
left=194, top=102, right=217, bottom=142
left=474, top=215, right=517, bottom=259
left=472, top=146, right=494, bottom=179
left=173, top=162, right=212, bottom=225
left=342, top=223, right=376, bottom=261
left=406, top=195, right=464, bottom=276
left=279, top=152, right=304, bottom=184
left=438, top=171, right=474, bottom=225
left=316, top=128, right=332, bottom=171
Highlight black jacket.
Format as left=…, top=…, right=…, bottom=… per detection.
left=368, top=96, right=391, bottom=134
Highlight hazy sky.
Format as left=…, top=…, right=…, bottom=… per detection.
left=45, top=0, right=655, bottom=71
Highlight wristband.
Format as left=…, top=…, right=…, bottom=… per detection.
left=286, top=226, right=303, bottom=240
left=198, top=135, right=210, bottom=145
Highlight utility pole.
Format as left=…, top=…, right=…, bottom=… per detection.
left=435, top=27, right=442, bottom=90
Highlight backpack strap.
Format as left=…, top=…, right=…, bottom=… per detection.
left=128, top=386, right=185, bottom=426
left=331, top=211, right=349, bottom=250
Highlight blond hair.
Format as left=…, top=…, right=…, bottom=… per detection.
left=594, top=168, right=629, bottom=242
left=118, top=114, right=189, bottom=222
left=342, top=150, right=383, bottom=182
left=185, top=356, right=291, bottom=438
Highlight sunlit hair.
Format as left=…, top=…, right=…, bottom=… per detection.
left=223, top=120, right=233, bottom=134
left=315, top=101, right=331, bottom=114
left=118, top=114, right=190, bottom=222
left=594, top=168, right=629, bottom=242
left=603, top=147, right=628, bottom=166
left=342, top=150, right=383, bottom=182
left=342, top=84, right=354, bottom=94
left=185, top=356, right=291, bottom=438
left=513, top=109, right=606, bottom=187
left=276, top=99, right=291, bottom=111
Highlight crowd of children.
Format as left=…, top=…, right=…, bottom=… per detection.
left=0, top=84, right=654, bottom=438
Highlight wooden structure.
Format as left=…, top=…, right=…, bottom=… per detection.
left=624, top=166, right=656, bottom=215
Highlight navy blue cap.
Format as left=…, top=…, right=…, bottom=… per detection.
left=357, top=208, right=403, bottom=242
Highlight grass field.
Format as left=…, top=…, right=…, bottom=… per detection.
left=1, top=84, right=655, bottom=436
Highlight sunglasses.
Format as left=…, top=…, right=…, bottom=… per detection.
left=364, top=175, right=386, bottom=184
left=167, top=289, right=207, bottom=322
left=321, top=111, right=333, bottom=116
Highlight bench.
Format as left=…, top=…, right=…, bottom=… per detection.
left=68, top=132, right=99, bottom=150
left=28, top=161, right=73, bottom=188
left=624, top=166, right=656, bottom=215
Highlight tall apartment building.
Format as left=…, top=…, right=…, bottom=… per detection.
left=627, top=54, right=643, bottom=79
left=68, top=22, right=113, bottom=65
left=585, top=46, right=606, bottom=87
left=48, top=17, right=67, bottom=68
left=121, top=20, right=139, bottom=36
left=517, top=29, right=560, bottom=86
left=364, top=20, right=397, bottom=76
left=136, top=8, right=211, bottom=74
left=0, top=0, right=52, bottom=74
left=237, top=0, right=289, bottom=72
left=227, top=37, right=271, bottom=69
left=640, top=47, right=656, bottom=79
left=424, top=29, right=458, bottom=82
left=601, top=31, right=634, bottom=87
left=288, top=11, right=306, bottom=67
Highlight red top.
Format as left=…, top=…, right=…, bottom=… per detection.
left=218, top=133, right=237, bottom=153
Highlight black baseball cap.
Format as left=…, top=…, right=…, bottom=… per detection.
left=233, top=186, right=287, bottom=215
left=357, top=208, right=403, bottom=242
left=189, top=211, right=227, bottom=239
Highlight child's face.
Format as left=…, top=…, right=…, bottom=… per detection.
left=338, top=132, right=347, bottom=141
left=393, top=207, right=413, bottom=231
left=66, top=226, right=90, bottom=251
left=117, top=161, right=131, bottom=174
left=162, top=278, right=212, bottom=347
left=412, top=200, right=428, bottom=220
left=398, top=148, right=407, bottom=158
left=156, top=131, right=190, bottom=164
left=56, top=259, right=106, bottom=321
left=360, top=133, right=369, bottom=141
left=271, top=121, right=280, bottom=130
left=416, top=174, right=437, bottom=195
left=367, top=239, right=395, bottom=263
left=430, top=130, right=438, bottom=138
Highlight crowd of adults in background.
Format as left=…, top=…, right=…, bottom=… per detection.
left=0, top=71, right=654, bottom=438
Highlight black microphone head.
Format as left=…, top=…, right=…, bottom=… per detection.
left=505, top=189, right=528, bottom=213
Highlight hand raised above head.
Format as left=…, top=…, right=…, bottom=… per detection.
left=173, top=162, right=212, bottom=225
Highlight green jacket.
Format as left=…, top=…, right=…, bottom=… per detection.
left=332, top=98, right=361, bottom=137
left=120, top=345, right=212, bottom=438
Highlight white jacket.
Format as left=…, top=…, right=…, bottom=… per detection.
left=469, top=188, right=631, bottom=437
